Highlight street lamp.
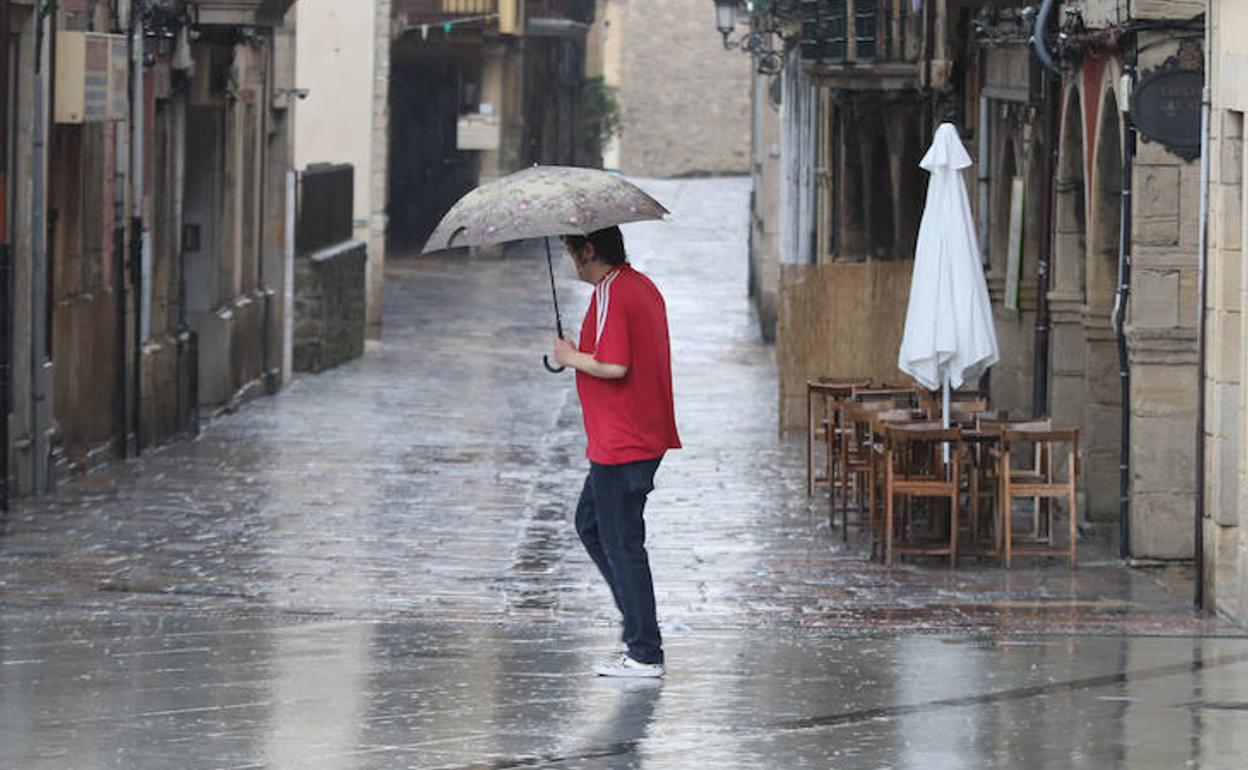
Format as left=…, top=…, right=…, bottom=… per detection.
left=714, top=0, right=742, bottom=49
left=712, top=1, right=786, bottom=75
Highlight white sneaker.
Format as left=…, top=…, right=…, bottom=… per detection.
left=593, top=655, right=665, bottom=678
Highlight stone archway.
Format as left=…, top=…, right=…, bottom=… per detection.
left=1049, top=88, right=1089, bottom=438
left=1081, top=90, right=1125, bottom=523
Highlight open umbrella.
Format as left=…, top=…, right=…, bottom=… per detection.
left=898, top=123, right=999, bottom=431
left=422, top=166, right=669, bottom=372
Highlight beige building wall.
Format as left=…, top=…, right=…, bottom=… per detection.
left=751, top=70, right=782, bottom=342
left=596, top=0, right=751, bottom=177
left=1205, top=0, right=1248, bottom=623
left=294, top=0, right=391, bottom=338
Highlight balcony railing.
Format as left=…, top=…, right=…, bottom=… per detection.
left=395, top=0, right=497, bottom=20
left=194, top=0, right=297, bottom=26
left=800, top=0, right=922, bottom=66
left=526, top=0, right=596, bottom=25
left=394, top=0, right=533, bottom=36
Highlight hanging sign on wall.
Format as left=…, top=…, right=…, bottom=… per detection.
left=1131, top=65, right=1203, bottom=160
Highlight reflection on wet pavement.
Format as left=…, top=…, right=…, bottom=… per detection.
left=3, top=612, right=1248, bottom=769
left=1, top=178, right=1244, bottom=768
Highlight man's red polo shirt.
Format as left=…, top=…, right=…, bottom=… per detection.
left=576, top=264, right=681, bottom=465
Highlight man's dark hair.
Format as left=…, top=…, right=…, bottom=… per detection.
left=564, top=227, right=627, bottom=266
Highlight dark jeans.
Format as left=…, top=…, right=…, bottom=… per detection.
left=575, top=458, right=664, bottom=665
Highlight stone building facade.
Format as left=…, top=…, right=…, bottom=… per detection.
left=2, top=0, right=299, bottom=507
left=739, top=1, right=1212, bottom=568
left=294, top=0, right=392, bottom=339
left=590, top=0, right=751, bottom=177
left=741, top=1, right=951, bottom=430
left=386, top=1, right=595, bottom=255
left=1205, top=0, right=1248, bottom=622
left=1058, top=1, right=1203, bottom=558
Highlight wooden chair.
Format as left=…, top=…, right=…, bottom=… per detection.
left=919, top=390, right=990, bottom=424
left=854, top=386, right=920, bottom=408
left=865, top=408, right=928, bottom=556
left=975, top=417, right=1053, bottom=553
left=836, top=399, right=902, bottom=538
left=882, top=424, right=962, bottom=566
left=999, top=426, right=1079, bottom=568
left=806, top=379, right=868, bottom=496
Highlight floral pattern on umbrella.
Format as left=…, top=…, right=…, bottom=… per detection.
left=422, top=166, right=669, bottom=253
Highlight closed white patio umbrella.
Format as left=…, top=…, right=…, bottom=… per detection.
left=898, top=123, right=999, bottom=428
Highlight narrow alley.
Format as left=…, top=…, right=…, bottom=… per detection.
left=1, top=178, right=1245, bottom=769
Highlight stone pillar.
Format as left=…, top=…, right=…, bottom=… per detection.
left=750, top=70, right=782, bottom=341
left=368, top=0, right=392, bottom=339
left=478, top=42, right=508, bottom=185
left=1126, top=38, right=1203, bottom=559
left=1207, top=93, right=1245, bottom=618
left=1083, top=313, right=1123, bottom=522
left=1047, top=294, right=1086, bottom=456
left=1129, top=332, right=1199, bottom=558
left=478, top=38, right=525, bottom=185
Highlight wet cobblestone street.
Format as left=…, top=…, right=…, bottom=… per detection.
left=2, top=178, right=1247, bottom=768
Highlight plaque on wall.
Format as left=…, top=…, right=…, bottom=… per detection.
left=1131, top=64, right=1203, bottom=160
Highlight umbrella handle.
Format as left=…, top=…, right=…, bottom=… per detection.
left=543, top=355, right=567, bottom=374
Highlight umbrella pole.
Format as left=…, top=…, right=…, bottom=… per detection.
left=542, top=237, right=567, bottom=374
left=943, top=379, right=951, bottom=430
left=943, top=378, right=952, bottom=469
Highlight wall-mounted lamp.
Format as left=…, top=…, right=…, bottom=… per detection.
left=711, top=1, right=786, bottom=76
left=714, top=0, right=742, bottom=49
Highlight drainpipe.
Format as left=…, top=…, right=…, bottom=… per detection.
left=0, top=237, right=8, bottom=509
left=173, top=67, right=187, bottom=429
left=0, top=241, right=8, bottom=511
left=0, top=1, right=11, bottom=512
left=30, top=1, right=53, bottom=492
left=114, top=48, right=128, bottom=458
left=1114, top=51, right=1137, bottom=561
left=978, top=92, right=990, bottom=270
left=1030, top=0, right=1061, bottom=417
left=1033, top=0, right=1061, bottom=77
left=260, top=33, right=276, bottom=394
left=130, top=0, right=145, bottom=454
left=1034, top=67, right=1060, bottom=419
left=1194, top=81, right=1211, bottom=610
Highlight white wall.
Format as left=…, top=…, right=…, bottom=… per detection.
left=294, top=0, right=390, bottom=337
left=294, top=0, right=376, bottom=233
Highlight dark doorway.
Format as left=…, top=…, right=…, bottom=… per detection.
left=387, top=41, right=482, bottom=255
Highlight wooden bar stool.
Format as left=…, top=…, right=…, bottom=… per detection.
left=882, top=424, right=962, bottom=566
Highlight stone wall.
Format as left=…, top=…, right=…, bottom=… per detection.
left=1204, top=0, right=1248, bottom=623
left=1125, top=34, right=1202, bottom=560
left=294, top=164, right=368, bottom=374
left=293, top=0, right=391, bottom=339
left=602, top=0, right=752, bottom=177
left=294, top=242, right=368, bottom=373
left=751, top=71, right=782, bottom=342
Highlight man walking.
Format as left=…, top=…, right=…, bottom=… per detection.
left=552, top=226, right=681, bottom=678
